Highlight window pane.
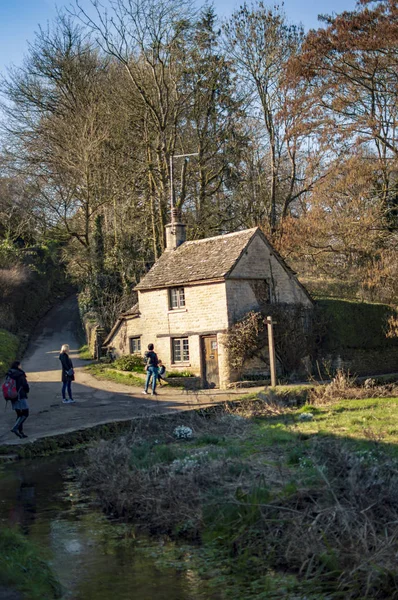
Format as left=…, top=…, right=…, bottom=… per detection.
left=182, top=338, right=189, bottom=361
left=130, top=337, right=141, bottom=353
left=179, top=288, right=185, bottom=307
left=173, top=339, right=182, bottom=362
left=170, top=288, right=178, bottom=309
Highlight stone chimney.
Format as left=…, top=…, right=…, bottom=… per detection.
left=165, top=207, right=186, bottom=250
left=165, top=222, right=186, bottom=250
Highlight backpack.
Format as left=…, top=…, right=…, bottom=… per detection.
left=2, top=375, right=18, bottom=402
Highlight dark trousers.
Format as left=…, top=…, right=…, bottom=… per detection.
left=62, top=380, right=72, bottom=399
left=13, top=409, right=29, bottom=432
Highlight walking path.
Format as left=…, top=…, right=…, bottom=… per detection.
left=0, top=297, right=262, bottom=447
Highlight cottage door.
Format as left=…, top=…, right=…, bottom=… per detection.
left=202, top=335, right=219, bottom=388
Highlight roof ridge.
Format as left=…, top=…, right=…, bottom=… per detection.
left=135, top=227, right=261, bottom=291
left=182, top=227, right=257, bottom=246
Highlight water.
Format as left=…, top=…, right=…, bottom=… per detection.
left=0, top=454, right=216, bottom=600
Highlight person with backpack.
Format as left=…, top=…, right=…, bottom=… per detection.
left=143, top=343, right=159, bottom=396
left=5, top=361, right=30, bottom=439
left=157, top=360, right=166, bottom=386
left=59, top=344, right=75, bottom=404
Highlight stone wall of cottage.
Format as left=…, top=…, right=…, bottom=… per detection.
left=110, top=316, right=144, bottom=356
left=226, top=233, right=312, bottom=324
left=110, top=281, right=231, bottom=388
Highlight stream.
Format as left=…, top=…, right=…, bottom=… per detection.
left=0, top=453, right=218, bottom=600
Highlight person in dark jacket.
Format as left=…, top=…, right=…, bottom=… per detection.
left=8, top=361, right=30, bottom=439
left=59, top=344, right=75, bottom=404
left=143, top=343, right=159, bottom=395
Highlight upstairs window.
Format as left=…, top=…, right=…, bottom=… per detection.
left=169, top=287, right=186, bottom=310
left=172, top=338, right=190, bottom=363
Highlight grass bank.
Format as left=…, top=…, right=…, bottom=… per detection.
left=0, top=329, right=19, bottom=377
left=78, top=379, right=398, bottom=599
left=78, top=344, right=93, bottom=360
left=84, top=363, right=144, bottom=387
left=0, top=527, right=61, bottom=599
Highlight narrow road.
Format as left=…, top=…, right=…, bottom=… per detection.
left=0, top=296, right=259, bottom=446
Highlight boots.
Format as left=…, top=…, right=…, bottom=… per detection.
left=11, top=415, right=28, bottom=439
left=18, top=415, right=28, bottom=437
left=11, top=416, right=24, bottom=438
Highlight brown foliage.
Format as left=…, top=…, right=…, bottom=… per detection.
left=225, top=306, right=317, bottom=378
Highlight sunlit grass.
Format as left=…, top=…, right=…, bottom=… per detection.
left=0, top=328, right=19, bottom=377
left=78, top=344, right=93, bottom=360
left=85, top=362, right=144, bottom=387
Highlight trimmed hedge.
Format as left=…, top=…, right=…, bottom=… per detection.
left=317, top=299, right=398, bottom=351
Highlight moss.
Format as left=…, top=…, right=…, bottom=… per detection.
left=0, top=527, right=62, bottom=599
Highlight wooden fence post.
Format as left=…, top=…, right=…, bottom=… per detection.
left=266, top=316, right=277, bottom=387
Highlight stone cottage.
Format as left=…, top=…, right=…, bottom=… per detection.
left=104, top=222, right=313, bottom=388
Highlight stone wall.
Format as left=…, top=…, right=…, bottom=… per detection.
left=110, top=316, right=144, bottom=357
left=109, top=282, right=231, bottom=388
left=83, top=314, right=101, bottom=358
left=322, top=347, right=398, bottom=377
left=227, top=234, right=312, bottom=313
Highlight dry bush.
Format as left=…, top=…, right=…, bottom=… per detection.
left=229, top=392, right=291, bottom=417
left=78, top=410, right=254, bottom=536
left=80, top=438, right=227, bottom=537
left=78, top=407, right=398, bottom=597
left=0, top=265, right=30, bottom=300
left=309, top=370, right=398, bottom=405
left=111, top=409, right=252, bottom=443
left=215, top=442, right=398, bottom=598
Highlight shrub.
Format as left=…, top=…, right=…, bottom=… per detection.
left=167, top=370, right=195, bottom=378
left=114, top=354, right=145, bottom=372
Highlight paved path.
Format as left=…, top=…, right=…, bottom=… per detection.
left=0, top=297, right=261, bottom=446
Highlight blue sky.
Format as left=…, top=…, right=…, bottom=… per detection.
left=0, top=0, right=357, bottom=76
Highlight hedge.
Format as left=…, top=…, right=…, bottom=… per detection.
left=316, top=298, right=398, bottom=351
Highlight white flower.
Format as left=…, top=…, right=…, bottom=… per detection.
left=298, top=413, right=314, bottom=421
left=170, top=450, right=208, bottom=474
left=173, top=425, right=193, bottom=439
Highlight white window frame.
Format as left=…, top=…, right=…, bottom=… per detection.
left=169, top=287, right=186, bottom=310
left=172, top=337, right=190, bottom=363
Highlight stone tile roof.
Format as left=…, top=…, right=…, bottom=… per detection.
left=121, top=303, right=140, bottom=317
left=103, top=303, right=140, bottom=346
left=135, top=228, right=258, bottom=290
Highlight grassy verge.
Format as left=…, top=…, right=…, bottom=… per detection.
left=78, top=384, right=398, bottom=599
left=0, top=527, right=62, bottom=599
left=0, top=329, right=19, bottom=377
left=85, top=363, right=146, bottom=387
left=78, top=344, right=93, bottom=360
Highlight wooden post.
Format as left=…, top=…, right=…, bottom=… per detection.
left=266, top=316, right=277, bottom=387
